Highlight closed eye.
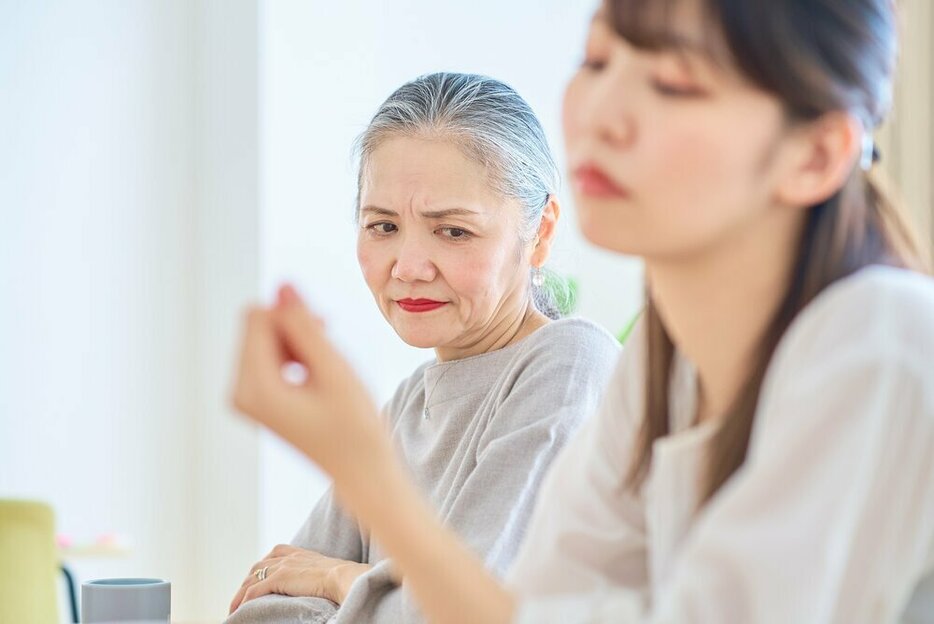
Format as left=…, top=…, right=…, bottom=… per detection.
left=580, top=57, right=607, bottom=72
left=651, top=79, right=707, bottom=98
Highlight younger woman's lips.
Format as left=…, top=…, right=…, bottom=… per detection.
left=396, top=298, right=448, bottom=313
left=572, top=164, right=630, bottom=198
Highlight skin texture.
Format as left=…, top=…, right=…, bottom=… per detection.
left=356, top=136, right=557, bottom=361
left=229, top=1, right=864, bottom=622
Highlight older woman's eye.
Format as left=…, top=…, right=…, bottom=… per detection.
left=366, top=222, right=398, bottom=235
left=439, top=227, right=472, bottom=240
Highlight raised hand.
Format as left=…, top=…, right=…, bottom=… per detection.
left=230, top=284, right=391, bottom=480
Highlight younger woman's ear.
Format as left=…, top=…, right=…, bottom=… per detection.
left=531, top=196, right=561, bottom=267
left=774, top=112, right=863, bottom=209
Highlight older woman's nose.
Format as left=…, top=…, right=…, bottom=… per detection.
left=390, top=238, right=438, bottom=283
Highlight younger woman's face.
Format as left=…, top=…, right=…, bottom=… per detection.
left=564, top=1, right=791, bottom=262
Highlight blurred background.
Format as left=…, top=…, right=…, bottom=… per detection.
left=1, top=0, right=931, bottom=620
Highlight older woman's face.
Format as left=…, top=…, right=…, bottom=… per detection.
left=356, top=136, right=531, bottom=352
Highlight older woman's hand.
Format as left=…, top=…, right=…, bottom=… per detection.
left=228, top=544, right=372, bottom=614
left=230, top=284, right=391, bottom=480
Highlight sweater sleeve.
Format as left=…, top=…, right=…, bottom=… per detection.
left=289, top=484, right=367, bottom=560
left=458, top=321, right=622, bottom=575
left=288, top=362, right=432, bottom=560
left=506, top=321, right=650, bottom=598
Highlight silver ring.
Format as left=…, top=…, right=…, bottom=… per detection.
left=254, top=565, right=268, bottom=581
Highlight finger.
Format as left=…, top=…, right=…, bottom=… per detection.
left=241, top=578, right=276, bottom=605
left=230, top=307, right=282, bottom=414
left=230, top=558, right=282, bottom=614
left=243, top=308, right=280, bottom=368
left=273, top=286, right=373, bottom=403
left=271, top=285, right=341, bottom=380
left=229, top=581, right=249, bottom=614
left=251, top=553, right=287, bottom=574
left=237, top=569, right=260, bottom=592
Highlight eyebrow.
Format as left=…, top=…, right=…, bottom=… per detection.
left=359, top=206, right=397, bottom=217
left=359, top=205, right=481, bottom=219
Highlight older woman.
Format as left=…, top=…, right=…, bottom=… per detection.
left=226, top=72, right=620, bottom=622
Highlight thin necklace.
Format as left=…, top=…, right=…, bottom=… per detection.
left=423, top=363, right=455, bottom=420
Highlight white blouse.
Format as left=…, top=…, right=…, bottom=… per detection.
left=507, top=266, right=934, bottom=624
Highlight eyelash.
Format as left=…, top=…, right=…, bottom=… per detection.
left=365, top=222, right=397, bottom=236
left=580, top=57, right=606, bottom=72
left=651, top=79, right=706, bottom=98
left=364, top=222, right=474, bottom=241
left=438, top=227, right=473, bottom=240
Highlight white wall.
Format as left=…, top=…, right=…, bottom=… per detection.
left=257, top=0, right=644, bottom=552
left=0, top=0, right=264, bottom=619
left=192, top=0, right=263, bottom=618
left=0, top=0, right=200, bottom=617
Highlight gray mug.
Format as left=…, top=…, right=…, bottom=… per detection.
left=80, top=578, right=171, bottom=622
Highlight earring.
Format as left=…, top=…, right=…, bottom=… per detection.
left=860, top=130, right=875, bottom=171
left=531, top=267, right=545, bottom=287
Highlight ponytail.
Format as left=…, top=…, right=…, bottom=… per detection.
left=864, top=167, right=932, bottom=273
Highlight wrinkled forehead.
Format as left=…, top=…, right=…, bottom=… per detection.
left=358, top=136, right=512, bottom=216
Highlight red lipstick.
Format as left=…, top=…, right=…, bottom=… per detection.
left=572, top=163, right=630, bottom=198
left=396, top=298, right=448, bottom=313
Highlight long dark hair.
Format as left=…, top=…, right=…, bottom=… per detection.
left=614, top=0, right=932, bottom=503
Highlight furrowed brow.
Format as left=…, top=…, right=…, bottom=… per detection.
left=419, top=208, right=481, bottom=219
left=359, top=205, right=398, bottom=217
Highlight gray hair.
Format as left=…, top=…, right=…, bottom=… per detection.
left=353, top=72, right=564, bottom=319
